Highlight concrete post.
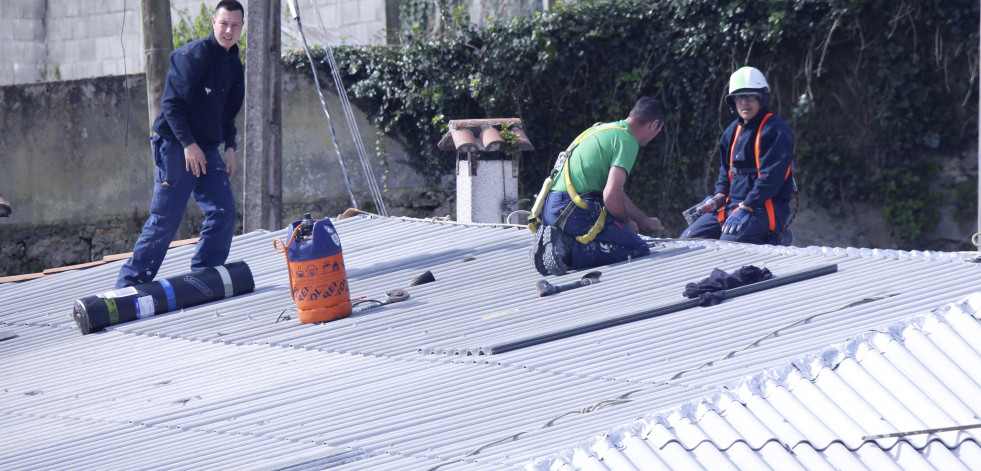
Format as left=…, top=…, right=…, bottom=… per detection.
left=244, top=1, right=284, bottom=232
left=140, top=0, right=172, bottom=133
left=385, top=0, right=400, bottom=45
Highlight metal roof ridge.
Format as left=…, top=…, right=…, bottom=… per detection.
left=527, top=292, right=981, bottom=469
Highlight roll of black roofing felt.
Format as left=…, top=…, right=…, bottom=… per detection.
left=72, top=261, right=255, bottom=335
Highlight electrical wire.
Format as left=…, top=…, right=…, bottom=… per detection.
left=120, top=0, right=130, bottom=147
left=289, top=6, right=360, bottom=210
left=308, top=0, right=388, bottom=216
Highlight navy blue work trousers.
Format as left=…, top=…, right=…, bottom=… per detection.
left=680, top=201, right=788, bottom=245
left=116, top=135, right=236, bottom=288
left=542, top=192, right=650, bottom=270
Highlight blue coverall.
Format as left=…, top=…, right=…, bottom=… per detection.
left=116, top=33, right=244, bottom=288
left=682, top=109, right=795, bottom=244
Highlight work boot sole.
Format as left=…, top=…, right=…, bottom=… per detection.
left=542, top=226, right=568, bottom=276
left=530, top=224, right=551, bottom=276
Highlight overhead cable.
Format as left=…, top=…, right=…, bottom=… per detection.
left=287, top=0, right=360, bottom=210
left=308, top=0, right=389, bottom=216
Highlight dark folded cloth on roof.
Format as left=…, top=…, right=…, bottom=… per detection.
left=683, top=265, right=773, bottom=306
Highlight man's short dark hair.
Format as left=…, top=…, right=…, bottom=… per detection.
left=629, top=96, right=666, bottom=124
left=216, top=0, right=245, bottom=19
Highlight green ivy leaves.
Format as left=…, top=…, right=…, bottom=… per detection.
left=283, top=0, right=978, bottom=244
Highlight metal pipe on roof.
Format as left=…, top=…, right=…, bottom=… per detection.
left=485, top=264, right=839, bottom=355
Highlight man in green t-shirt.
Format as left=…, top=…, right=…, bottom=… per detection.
left=532, top=96, right=666, bottom=276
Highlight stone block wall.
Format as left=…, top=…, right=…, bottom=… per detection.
left=0, top=0, right=47, bottom=85
left=0, top=0, right=392, bottom=86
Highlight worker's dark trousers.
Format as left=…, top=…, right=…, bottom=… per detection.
left=543, top=192, right=650, bottom=270
left=116, top=135, right=236, bottom=288
left=680, top=201, right=789, bottom=245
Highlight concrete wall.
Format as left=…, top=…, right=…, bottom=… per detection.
left=0, top=75, right=152, bottom=223
left=0, top=0, right=392, bottom=86
left=0, top=69, right=431, bottom=224
left=0, top=70, right=440, bottom=275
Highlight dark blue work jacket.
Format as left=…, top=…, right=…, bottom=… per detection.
left=714, top=109, right=795, bottom=210
left=152, top=33, right=244, bottom=152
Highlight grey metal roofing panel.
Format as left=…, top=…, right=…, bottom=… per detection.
left=534, top=295, right=981, bottom=470
left=4, top=215, right=981, bottom=469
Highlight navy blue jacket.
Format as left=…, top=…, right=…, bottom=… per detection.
left=714, top=109, right=795, bottom=208
left=152, top=33, right=244, bottom=152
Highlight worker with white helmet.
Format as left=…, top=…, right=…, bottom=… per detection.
left=681, top=66, right=796, bottom=245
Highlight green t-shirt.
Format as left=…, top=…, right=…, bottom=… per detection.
left=550, top=120, right=639, bottom=194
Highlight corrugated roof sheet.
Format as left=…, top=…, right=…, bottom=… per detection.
left=3, top=215, right=981, bottom=470
left=537, top=294, right=981, bottom=470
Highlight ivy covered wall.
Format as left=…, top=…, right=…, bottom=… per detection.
left=287, top=0, right=979, bottom=247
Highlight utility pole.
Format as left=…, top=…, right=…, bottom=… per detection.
left=244, top=1, right=284, bottom=232
left=385, top=0, right=400, bottom=45
left=140, top=0, right=172, bottom=132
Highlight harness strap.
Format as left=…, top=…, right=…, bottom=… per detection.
left=753, top=114, right=778, bottom=231
left=549, top=123, right=628, bottom=244
left=528, top=122, right=617, bottom=234
left=719, top=113, right=790, bottom=233
left=719, top=124, right=743, bottom=223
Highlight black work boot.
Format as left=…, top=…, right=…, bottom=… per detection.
left=541, top=226, right=569, bottom=276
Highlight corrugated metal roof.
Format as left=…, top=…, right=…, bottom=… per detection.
left=2, top=215, right=981, bottom=470
left=537, top=294, right=981, bottom=470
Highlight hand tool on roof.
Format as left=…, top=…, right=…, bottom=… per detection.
left=72, top=261, right=255, bottom=335
left=682, top=193, right=726, bottom=225
left=348, top=268, right=435, bottom=314
left=352, top=288, right=410, bottom=313
left=536, top=271, right=602, bottom=297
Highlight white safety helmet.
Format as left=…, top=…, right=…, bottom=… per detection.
left=725, top=66, right=770, bottom=110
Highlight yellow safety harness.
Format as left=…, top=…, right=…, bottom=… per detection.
left=527, top=122, right=629, bottom=244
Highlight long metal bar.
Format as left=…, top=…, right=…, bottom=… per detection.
left=863, top=423, right=981, bottom=440
left=485, top=263, right=839, bottom=355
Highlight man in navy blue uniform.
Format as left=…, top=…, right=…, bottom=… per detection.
left=681, top=66, right=795, bottom=245
left=116, top=0, right=245, bottom=288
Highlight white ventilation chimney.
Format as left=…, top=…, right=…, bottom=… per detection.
left=438, top=118, right=534, bottom=224
left=456, top=157, right=519, bottom=224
